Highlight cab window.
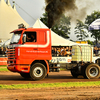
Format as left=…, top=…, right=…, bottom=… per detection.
left=25, top=32, right=37, bottom=42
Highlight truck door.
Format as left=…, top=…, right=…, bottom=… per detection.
left=22, top=31, right=38, bottom=62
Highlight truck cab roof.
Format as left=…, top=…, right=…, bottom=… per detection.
left=10, top=28, right=50, bottom=33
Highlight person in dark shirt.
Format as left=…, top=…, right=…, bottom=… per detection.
left=94, top=46, right=99, bottom=56
left=52, top=47, right=55, bottom=56
left=30, top=34, right=36, bottom=42
left=0, top=47, right=5, bottom=57
left=26, top=33, right=36, bottom=42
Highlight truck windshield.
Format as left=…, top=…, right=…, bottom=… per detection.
left=10, top=32, right=21, bottom=44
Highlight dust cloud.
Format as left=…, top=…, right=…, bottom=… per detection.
left=45, top=0, right=77, bottom=28
left=45, top=0, right=95, bottom=26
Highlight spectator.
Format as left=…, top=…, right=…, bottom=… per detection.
left=54, top=48, right=59, bottom=56
left=57, top=48, right=61, bottom=56
left=52, top=47, right=55, bottom=56
left=98, top=48, right=100, bottom=55
left=65, top=47, right=72, bottom=57
left=66, top=46, right=69, bottom=51
left=4, top=47, right=8, bottom=57
left=60, top=47, right=65, bottom=56
left=94, top=46, right=99, bottom=56
left=0, top=47, right=5, bottom=57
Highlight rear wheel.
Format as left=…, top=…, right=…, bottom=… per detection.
left=30, top=63, right=46, bottom=81
left=71, top=69, right=79, bottom=78
left=83, top=64, right=100, bottom=79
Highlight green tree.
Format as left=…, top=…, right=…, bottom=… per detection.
left=85, top=11, right=100, bottom=44
left=40, top=12, right=48, bottom=27
left=74, top=20, right=89, bottom=41
left=87, top=40, right=93, bottom=45
left=40, top=12, right=71, bottom=38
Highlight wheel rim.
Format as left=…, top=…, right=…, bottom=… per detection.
left=33, top=67, right=43, bottom=78
left=89, top=67, right=99, bottom=77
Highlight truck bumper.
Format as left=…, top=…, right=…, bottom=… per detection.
left=7, top=64, right=30, bottom=73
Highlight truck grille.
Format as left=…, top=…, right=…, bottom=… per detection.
left=7, top=47, right=16, bottom=65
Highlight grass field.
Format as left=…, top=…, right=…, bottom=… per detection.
left=0, top=65, right=8, bottom=71
left=0, top=81, right=100, bottom=89
left=0, top=65, right=7, bottom=67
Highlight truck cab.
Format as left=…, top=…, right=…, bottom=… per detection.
left=7, top=26, right=52, bottom=80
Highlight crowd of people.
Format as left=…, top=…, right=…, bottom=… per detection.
left=0, top=47, right=7, bottom=57
left=52, top=46, right=100, bottom=57
left=52, top=46, right=72, bottom=57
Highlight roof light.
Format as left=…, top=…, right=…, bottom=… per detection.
left=18, top=23, right=25, bottom=29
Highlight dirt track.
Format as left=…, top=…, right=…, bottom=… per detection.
left=0, top=71, right=100, bottom=85
left=0, top=86, right=100, bottom=100
left=0, top=71, right=100, bottom=100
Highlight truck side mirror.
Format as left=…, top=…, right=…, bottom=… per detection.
left=22, top=34, right=26, bottom=44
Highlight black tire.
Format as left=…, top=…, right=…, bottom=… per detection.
left=20, top=73, right=31, bottom=78
left=71, top=69, right=79, bottom=78
left=83, top=64, right=100, bottom=79
left=30, top=63, right=46, bottom=81
left=81, top=64, right=89, bottom=78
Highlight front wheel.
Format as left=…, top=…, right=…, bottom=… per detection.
left=30, top=63, right=46, bottom=81
left=85, top=64, right=100, bottom=79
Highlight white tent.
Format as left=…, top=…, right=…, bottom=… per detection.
left=0, top=39, right=11, bottom=47
left=0, top=41, right=5, bottom=47
left=33, top=19, right=77, bottom=46
left=2, top=39, right=11, bottom=47
left=0, top=0, right=29, bottom=41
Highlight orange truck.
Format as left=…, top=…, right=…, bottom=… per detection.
left=7, top=25, right=52, bottom=81
left=7, top=24, right=100, bottom=80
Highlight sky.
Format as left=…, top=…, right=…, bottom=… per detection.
left=8, top=0, right=100, bottom=41
left=9, top=0, right=45, bottom=26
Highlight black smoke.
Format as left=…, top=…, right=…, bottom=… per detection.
left=45, top=0, right=77, bottom=28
